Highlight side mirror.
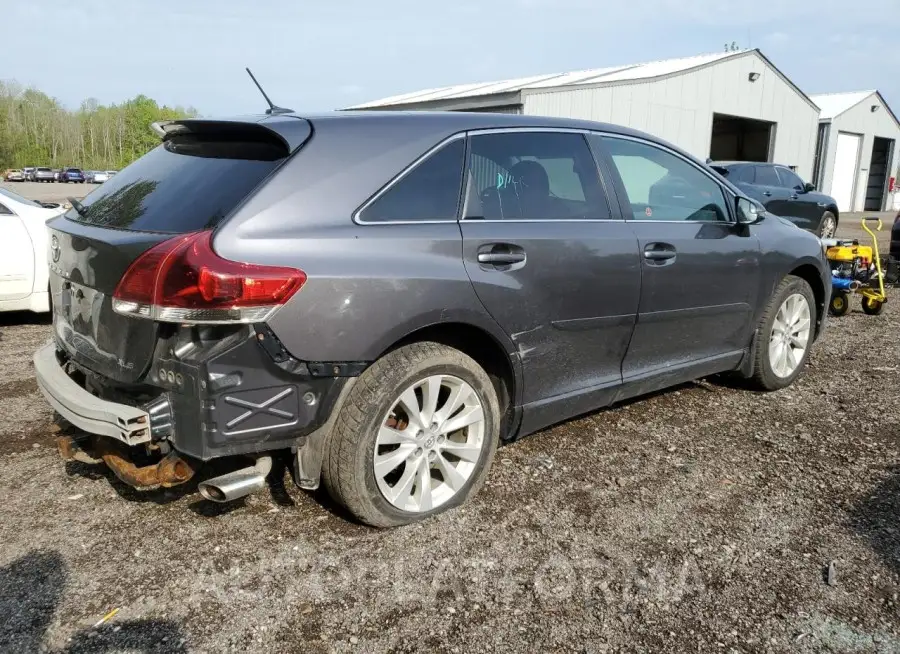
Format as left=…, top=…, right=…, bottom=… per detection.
left=736, top=197, right=763, bottom=225
left=804, top=182, right=816, bottom=193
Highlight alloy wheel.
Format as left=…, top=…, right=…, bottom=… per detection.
left=820, top=215, right=836, bottom=239
left=768, top=293, right=811, bottom=378
left=373, top=374, right=485, bottom=513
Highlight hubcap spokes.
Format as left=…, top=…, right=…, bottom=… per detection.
left=374, top=375, right=485, bottom=513
left=768, top=293, right=811, bottom=378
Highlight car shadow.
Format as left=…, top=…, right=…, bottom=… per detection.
left=848, top=464, right=900, bottom=577
left=0, top=310, right=52, bottom=329
left=0, top=550, right=188, bottom=653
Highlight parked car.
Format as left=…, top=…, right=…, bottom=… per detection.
left=34, top=167, right=56, bottom=183
left=106, top=170, right=118, bottom=178
left=34, top=112, right=831, bottom=527
left=22, top=167, right=36, bottom=182
left=59, top=167, right=86, bottom=183
left=85, top=170, right=110, bottom=183
left=890, top=210, right=900, bottom=263
left=4, top=169, right=24, bottom=182
left=709, top=162, right=839, bottom=238
left=0, top=187, right=66, bottom=313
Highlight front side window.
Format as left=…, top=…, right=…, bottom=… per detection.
left=465, top=131, right=610, bottom=220
left=599, top=136, right=729, bottom=222
left=776, top=167, right=804, bottom=190
left=754, top=165, right=780, bottom=187
left=359, top=138, right=465, bottom=223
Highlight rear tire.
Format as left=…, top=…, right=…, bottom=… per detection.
left=861, top=297, right=885, bottom=315
left=750, top=275, right=816, bottom=391
left=322, top=342, right=500, bottom=527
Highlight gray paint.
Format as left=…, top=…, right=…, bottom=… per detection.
left=45, top=111, right=832, bottom=453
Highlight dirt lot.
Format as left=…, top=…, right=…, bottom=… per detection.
left=1, top=202, right=899, bottom=653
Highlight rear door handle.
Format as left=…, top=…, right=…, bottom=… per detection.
left=477, top=252, right=526, bottom=265
left=762, top=191, right=772, bottom=197
left=476, top=244, right=526, bottom=268
left=789, top=194, right=799, bottom=200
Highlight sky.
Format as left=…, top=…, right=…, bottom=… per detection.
left=2, top=0, right=898, bottom=116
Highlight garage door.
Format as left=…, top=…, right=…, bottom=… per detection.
left=832, top=132, right=862, bottom=212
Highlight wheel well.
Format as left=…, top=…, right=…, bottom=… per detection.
left=790, top=264, right=825, bottom=328
left=387, top=323, right=516, bottom=435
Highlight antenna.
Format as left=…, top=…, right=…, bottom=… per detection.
left=245, top=68, right=293, bottom=115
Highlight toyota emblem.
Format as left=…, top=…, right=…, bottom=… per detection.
left=50, top=235, right=60, bottom=262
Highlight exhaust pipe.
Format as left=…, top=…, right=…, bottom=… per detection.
left=849, top=280, right=862, bottom=292
left=198, top=456, right=273, bottom=503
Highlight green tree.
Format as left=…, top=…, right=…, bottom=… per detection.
left=0, top=80, right=198, bottom=171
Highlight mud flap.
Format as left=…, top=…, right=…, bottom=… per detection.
left=292, top=378, right=357, bottom=490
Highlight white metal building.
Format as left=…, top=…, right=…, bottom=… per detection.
left=808, top=91, right=900, bottom=213
left=347, top=49, right=821, bottom=180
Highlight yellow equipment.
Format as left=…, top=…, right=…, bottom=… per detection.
left=826, top=217, right=887, bottom=316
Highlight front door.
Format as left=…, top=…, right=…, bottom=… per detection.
left=775, top=166, right=821, bottom=231
left=459, top=130, right=641, bottom=433
left=592, top=135, right=761, bottom=384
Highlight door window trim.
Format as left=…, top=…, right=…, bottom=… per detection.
left=461, top=127, right=622, bottom=223
left=0, top=202, right=15, bottom=216
left=596, top=132, right=737, bottom=224
left=352, top=132, right=467, bottom=226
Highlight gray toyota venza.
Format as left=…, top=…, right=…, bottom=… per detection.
left=35, top=112, right=831, bottom=526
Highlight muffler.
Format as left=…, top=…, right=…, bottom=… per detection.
left=198, top=456, right=273, bottom=503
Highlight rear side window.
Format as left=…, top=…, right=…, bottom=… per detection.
left=754, top=165, right=779, bottom=186
left=358, top=138, right=465, bottom=223
left=465, top=131, right=610, bottom=220
left=65, top=129, right=291, bottom=233
left=735, top=166, right=755, bottom=183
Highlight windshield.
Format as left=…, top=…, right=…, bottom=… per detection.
left=0, top=187, right=42, bottom=208
left=66, top=130, right=291, bottom=233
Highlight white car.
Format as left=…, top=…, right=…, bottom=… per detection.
left=0, top=187, right=66, bottom=313
left=87, top=170, right=110, bottom=183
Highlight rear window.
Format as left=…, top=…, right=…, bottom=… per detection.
left=37, top=167, right=51, bottom=172
left=65, top=130, right=290, bottom=233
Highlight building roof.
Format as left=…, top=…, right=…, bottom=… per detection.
left=809, top=90, right=878, bottom=120
left=347, top=50, right=753, bottom=110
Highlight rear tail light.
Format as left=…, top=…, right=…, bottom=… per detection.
left=112, top=231, right=306, bottom=324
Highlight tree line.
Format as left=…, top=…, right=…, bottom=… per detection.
left=0, top=80, right=198, bottom=171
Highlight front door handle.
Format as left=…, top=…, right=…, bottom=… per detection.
left=789, top=194, right=799, bottom=200
left=643, top=243, right=676, bottom=262
left=762, top=191, right=772, bottom=197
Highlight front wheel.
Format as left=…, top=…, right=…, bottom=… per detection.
left=830, top=291, right=850, bottom=317
left=750, top=275, right=816, bottom=391
left=322, top=342, right=500, bottom=527
left=818, top=211, right=838, bottom=238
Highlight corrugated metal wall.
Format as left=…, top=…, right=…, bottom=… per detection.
left=454, top=105, right=523, bottom=114
left=819, top=95, right=900, bottom=212
left=523, top=52, right=819, bottom=181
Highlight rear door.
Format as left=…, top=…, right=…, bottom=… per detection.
left=48, top=119, right=310, bottom=383
left=592, top=134, right=760, bottom=383
left=459, top=129, right=640, bottom=431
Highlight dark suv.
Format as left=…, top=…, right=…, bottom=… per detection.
left=710, top=162, right=840, bottom=238
left=34, top=113, right=831, bottom=527
left=59, top=167, right=85, bottom=183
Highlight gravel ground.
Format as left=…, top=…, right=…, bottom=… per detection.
left=0, top=193, right=898, bottom=652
